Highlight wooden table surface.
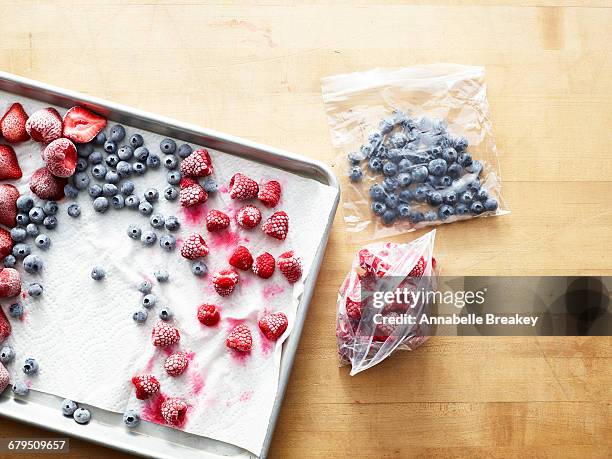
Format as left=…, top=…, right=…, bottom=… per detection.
left=0, top=1, right=610, bottom=458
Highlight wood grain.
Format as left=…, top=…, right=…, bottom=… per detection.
left=0, top=1, right=610, bottom=458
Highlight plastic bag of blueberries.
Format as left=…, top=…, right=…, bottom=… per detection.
left=322, top=64, right=508, bottom=239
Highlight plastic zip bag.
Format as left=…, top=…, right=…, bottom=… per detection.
left=322, top=64, right=508, bottom=240
left=336, top=230, right=437, bottom=375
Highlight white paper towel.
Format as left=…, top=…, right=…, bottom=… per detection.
left=0, top=90, right=337, bottom=455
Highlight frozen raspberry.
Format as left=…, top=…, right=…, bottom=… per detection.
left=29, top=167, right=67, bottom=201
left=258, top=312, right=288, bottom=340
left=180, top=149, right=213, bottom=178
left=0, top=184, right=19, bottom=228
left=374, top=312, right=400, bottom=341
left=278, top=251, right=302, bottom=283
left=408, top=256, right=427, bottom=277
left=179, top=178, right=207, bottom=207
left=252, top=252, right=275, bottom=279
left=164, top=353, right=189, bottom=376
left=229, top=173, right=258, bottom=200
left=0, top=308, right=11, bottom=344
left=131, top=374, right=160, bottom=400
left=197, top=303, right=220, bottom=326
left=151, top=321, right=181, bottom=347
left=160, top=397, right=187, bottom=426
left=180, top=233, right=209, bottom=260
left=205, top=210, right=230, bottom=232
left=0, top=103, right=29, bottom=143
left=261, top=211, right=289, bottom=240
left=236, top=205, right=262, bottom=229
left=25, top=107, right=62, bottom=144
left=0, top=145, right=22, bottom=180
left=229, top=245, right=253, bottom=271
left=226, top=324, right=252, bottom=352
left=345, top=297, right=362, bottom=320
left=212, top=269, right=239, bottom=297
left=0, top=268, right=21, bottom=298
left=42, top=138, right=78, bottom=177
left=258, top=180, right=281, bottom=207
left=0, top=362, right=9, bottom=393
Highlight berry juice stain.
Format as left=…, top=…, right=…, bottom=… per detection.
left=190, top=372, right=205, bottom=396
left=181, top=205, right=207, bottom=226
left=142, top=393, right=167, bottom=424
left=239, top=390, right=253, bottom=402
left=219, top=185, right=229, bottom=194
left=259, top=330, right=274, bottom=356
left=262, top=284, right=284, bottom=300
left=209, top=229, right=241, bottom=249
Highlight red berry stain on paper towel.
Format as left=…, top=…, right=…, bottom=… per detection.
left=142, top=393, right=167, bottom=424
left=181, top=205, right=207, bottom=226
left=191, top=372, right=205, bottom=396
left=262, top=284, right=284, bottom=300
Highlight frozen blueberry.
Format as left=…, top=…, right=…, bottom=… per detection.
left=203, top=177, right=218, bottom=194
left=133, top=308, right=148, bottom=323
left=455, top=203, right=470, bottom=215
left=141, top=231, right=157, bottom=246
left=62, top=399, right=78, bottom=416
left=149, top=214, right=165, bottom=229
left=43, top=215, right=58, bottom=230
left=0, top=345, right=15, bottom=364
left=379, top=118, right=394, bottom=134
left=139, top=201, right=153, bottom=216
left=164, top=186, right=178, bottom=201
left=466, top=177, right=481, bottom=193
left=466, top=159, right=483, bottom=175
left=23, top=357, right=38, bottom=375
left=3, top=255, right=16, bottom=268
left=76, top=157, right=88, bottom=172
left=129, top=134, right=144, bottom=148
left=474, top=189, right=488, bottom=202
left=75, top=143, right=92, bottom=159
left=29, top=207, right=45, bottom=224
left=73, top=408, right=91, bottom=424
left=399, top=189, right=413, bottom=203
left=10, top=227, right=26, bottom=242
left=483, top=198, right=498, bottom=212
left=16, top=195, right=34, bottom=211
left=424, top=210, right=438, bottom=222
left=92, top=164, right=108, bottom=179
left=43, top=201, right=58, bottom=215
left=134, top=146, right=149, bottom=161
left=167, top=171, right=181, bottom=185
left=141, top=294, right=157, bottom=309
left=120, top=181, right=135, bottom=196
left=368, top=157, right=383, bottom=172
left=111, top=195, right=125, bottom=209
left=470, top=201, right=484, bottom=214
left=369, top=184, right=385, bottom=202
left=103, top=184, right=118, bottom=197
left=89, top=184, right=103, bottom=198
left=12, top=243, right=31, bottom=259
left=453, top=136, right=468, bottom=152
left=414, top=185, right=430, bottom=203
left=103, top=139, right=117, bottom=154
left=442, top=148, right=457, bottom=164
left=35, top=234, right=51, bottom=249
left=384, top=193, right=399, bottom=209
left=439, top=176, right=452, bottom=188
left=457, top=153, right=473, bottom=167
left=397, top=173, right=412, bottom=188
left=368, top=131, right=383, bottom=145
left=160, top=138, right=176, bottom=154
left=427, top=191, right=443, bottom=206
left=349, top=166, right=364, bottom=182
left=105, top=170, right=120, bottom=184
left=428, top=159, right=447, bottom=177
left=116, top=161, right=132, bottom=178
left=385, top=149, right=402, bottom=164
left=28, top=283, right=43, bottom=297
left=191, top=261, right=208, bottom=277
left=91, top=266, right=106, bottom=280
left=409, top=211, right=424, bottom=224
left=67, top=204, right=81, bottom=218
left=382, top=162, right=398, bottom=177
left=110, top=124, right=126, bottom=142
left=447, top=163, right=462, bottom=179
left=398, top=204, right=411, bottom=219
left=159, top=307, right=173, bottom=321
left=442, top=192, right=458, bottom=206
left=438, top=204, right=455, bottom=220
left=138, top=280, right=152, bottom=294
left=177, top=143, right=192, bottom=159
left=93, top=197, right=109, bottom=213
left=371, top=201, right=386, bottom=216
left=144, top=188, right=159, bottom=202
left=117, top=145, right=134, bottom=161
left=347, top=152, right=363, bottom=165
left=411, top=166, right=428, bottom=183
left=159, top=235, right=176, bottom=251
left=382, top=209, right=397, bottom=225
left=106, top=153, right=120, bottom=168
left=123, top=410, right=141, bottom=428
left=16, top=213, right=29, bottom=226
left=154, top=270, right=169, bottom=283
left=460, top=191, right=474, bottom=204
left=430, top=146, right=443, bottom=158
left=89, top=151, right=103, bottom=164
left=163, top=155, right=178, bottom=170
left=9, top=303, right=24, bottom=319
left=133, top=162, right=146, bottom=175
left=21, top=222, right=35, bottom=237
left=64, top=184, right=79, bottom=199
left=12, top=381, right=29, bottom=396
left=382, top=177, right=399, bottom=192
left=126, top=195, right=140, bottom=209
left=165, top=216, right=180, bottom=232
left=398, top=159, right=412, bottom=173
left=390, top=133, right=408, bottom=149
left=23, top=254, right=43, bottom=274
left=146, top=154, right=160, bottom=169
left=127, top=225, right=142, bottom=240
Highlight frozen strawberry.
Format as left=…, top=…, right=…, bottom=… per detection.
left=229, top=245, right=253, bottom=271
left=408, top=256, right=427, bottom=277
left=160, top=397, right=187, bottom=426
left=197, top=303, right=220, bottom=326
left=229, top=173, right=258, bottom=200
left=236, top=205, right=262, bottom=229
left=0, top=268, right=21, bottom=298
left=29, top=167, right=67, bottom=201
left=261, top=211, right=289, bottom=240
left=252, top=252, right=275, bottom=279
left=42, top=138, right=77, bottom=177
left=345, top=297, right=362, bottom=320
left=0, top=308, right=11, bottom=343
left=0, top=103, right=29, bottom=143
left=180, top=148, right=213, bottom=178
left=205, top=209, right=230, bottom=232
left=278, top=251, right=302, bottom=283
left=258, top=180, right=281, bottom=207
left=180, top=233, right=209, bottom=260
left=0, top=145, right=22, bottom=180
left=0, top=228, right=13, bottom=259
left=0, top=362, right=9, bottom=393
left=164, top=353, right=189, bottom=376
left=179, top=177, right=207, bottom=207
left=258, top=312, right=288, bottom=340
left=25, top=107, right=62, bottom=144
left=151, top=321, right=181, bottom=347
left=62, top=106, right=106, bottom=143
left=131, top=374, right=160, bottom=400
left=0, top=184, right=19, bottom=228
left=212, top=269, right=239, bottom=297
left=226, top=324, right=252, bottom=352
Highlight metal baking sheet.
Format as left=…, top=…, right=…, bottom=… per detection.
left=0, top=71, right=340, bottom=459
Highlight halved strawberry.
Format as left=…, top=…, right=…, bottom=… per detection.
left=62, top=106, right=107, bottom=143
left=42, top=138, right=77, bottom=178
left=29, top=167, right=67, bottom=201
left=26, top=108, right=62, bottom=144
left=229, top=245, right=253, bottom=271
left=0, top=103, right=29, bottom=143
left=0, top=184, right=19, bottom=228
left=0, top=145, right=22, bottom=180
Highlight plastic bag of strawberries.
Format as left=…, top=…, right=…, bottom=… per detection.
left=336, top=230, right=437, bottom=375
